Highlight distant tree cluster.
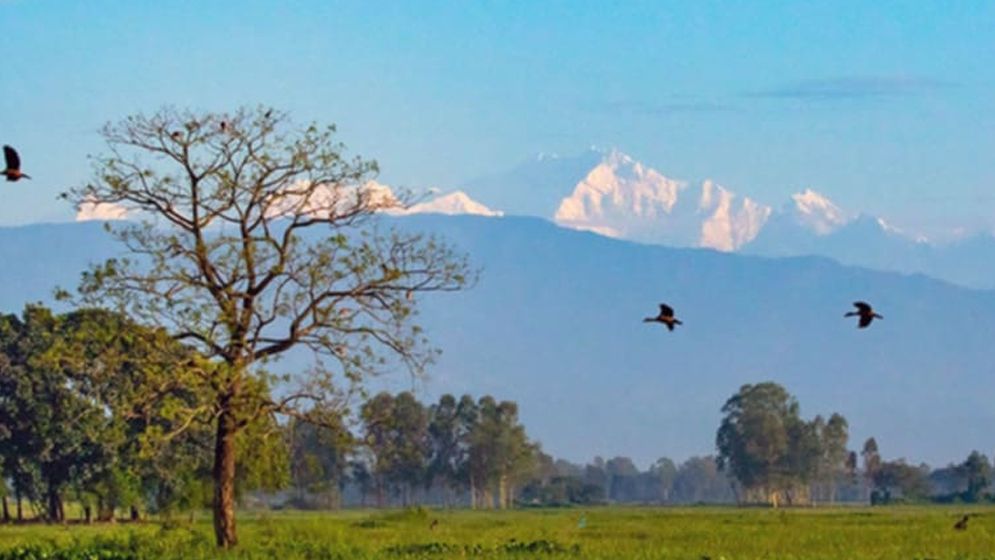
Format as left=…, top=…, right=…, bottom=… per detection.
left=287, top=392, right=737, bottom=508
left=715, top=382, right=995, bottom=506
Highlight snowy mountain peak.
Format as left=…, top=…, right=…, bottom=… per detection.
left=404, top=190, right=503, bottom=217
left=789, top=189, right=850, bottom=235
left=553, top=151, right=771, bottom=251
left=554, top=151, right=688, bottom=230
left=698, top=180, right=773, bottom=251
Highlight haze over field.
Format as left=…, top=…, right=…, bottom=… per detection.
left=2, top=215, right=993, bottom=468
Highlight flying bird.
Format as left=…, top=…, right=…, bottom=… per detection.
left=2, top=145, right=30, bottom=181
left=644, top=303, right=682, bottom=331
left=845, top=301, right=883, bottom=328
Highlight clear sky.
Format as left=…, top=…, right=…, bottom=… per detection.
left=2, top=1, right=993, bottom=236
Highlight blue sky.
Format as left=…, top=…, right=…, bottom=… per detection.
left=1, top=1, right=993, bottom=235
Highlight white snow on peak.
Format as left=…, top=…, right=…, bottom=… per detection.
left=553, top=150, right=771, bottom=251
left=699, top=181, right=773, bottom=251
left=404, top=191, right=503, bottom=217
left=554, top=149, right=686, bottom=224
left=790, top=188, right=850, bottom=235
left=76, top=198, right=129, bottom=222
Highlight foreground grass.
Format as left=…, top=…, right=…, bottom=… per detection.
left=1, top=506, right=994, bottom=559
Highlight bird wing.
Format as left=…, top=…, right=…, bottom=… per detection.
left=858, top=314, right=873, bottom=328
left=853, top=301, right=871, bottom=313
left=658, top=303, right=674, bottom=317
left=3, top=145, right=19, bottom=170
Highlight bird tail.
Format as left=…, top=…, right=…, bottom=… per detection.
left=642, top=317, right=653, bottom=322
left=673, top=319, right=683, bottom=325
left=874, top=313, right=884, bottom=319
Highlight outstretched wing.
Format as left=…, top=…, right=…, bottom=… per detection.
left=658, top=303, right=675, bottom=318
left=853, top=301, right=871, bottom=313
left=3, top=145, right=19, bottom=171
left=858, top=314, right=873, bottom=328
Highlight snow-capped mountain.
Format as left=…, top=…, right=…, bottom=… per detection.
left=74, top=182, right=501, bottom=222
left=403, top=191, right=502, bottom=217
left=787, top=189, right=851, bottom=235
left=552, top=150, right=772, bottom=250
left=461, top=148, right=920, bottom=255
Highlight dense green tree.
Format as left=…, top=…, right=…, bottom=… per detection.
left=871, top=460, right=930, bottom=503
left=815, top=413, right=849, bottom=502
left=426, top=394, right=470, bottom=505
left=361, top=392, right=429, bottom=506
left=63, top=107, right=471, bottom=547
left=958, top=450, right=991, bottom=502
left=716, top=382, right=796, bottom=505
left=604, top=456, right=640, bottom=502
left=671, top=456, right=735, bottom=504
left=861, top=438, right=881, bottom=502
left=0, top=306, right=219, bottom=522
left=0, top=307, right=112, bottom=522
left=716, top=382, right=845, bottom=506
left=287, top=417, right=352, bottom=508
left=468, top=396, right=536, bottom=508
left=649, top=458, right=678, bottom=503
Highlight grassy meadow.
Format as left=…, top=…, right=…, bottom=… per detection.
left=0, top=506, right=994, bottom=559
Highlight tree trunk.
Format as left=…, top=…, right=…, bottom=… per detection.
left=1, top=496, right=10, bottom=523
left=47, top=488, right=64, bottom=523
left=498, top=475, right=508, bottom=509
left=97, top=495, right=115, bottom=523
left=84, top=505, right=92, bottom=524
left=469, top=474, right=477, bottom=509
left=212, top=407, right=239, bottom=548
left=16, top=493, right=22, bottom=522
left=130, top=505, right=140, bottom=522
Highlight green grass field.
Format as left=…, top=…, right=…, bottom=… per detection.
left=1, top=506, right=994, bottom=559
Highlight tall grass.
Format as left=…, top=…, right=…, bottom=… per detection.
left=1, top=506, right=993, bottom=559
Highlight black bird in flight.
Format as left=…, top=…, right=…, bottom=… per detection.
left=2, top=145, right=30, bottom=182
left=644, top=303, right=682, bottom=331
left=845, top=301, right=883, bottom=328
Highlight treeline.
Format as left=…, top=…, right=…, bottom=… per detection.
left=286, top=391, right=736, bottom=509
left=715, top=382, right=994, bottom=506
left=2, top=306, right=992, bottom=522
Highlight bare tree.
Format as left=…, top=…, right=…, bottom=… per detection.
left=63, top=107, right=471, bottom=548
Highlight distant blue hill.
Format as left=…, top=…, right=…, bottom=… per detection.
left=1, top=217, right=993, bottom=468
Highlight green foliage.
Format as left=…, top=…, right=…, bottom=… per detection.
left=361, top=392, right=430, bottom=506
left=716, top=382, right=850, bottom=505
left=61, top=106, right=472, bottom=546
left=0, top=305, right=232, bottom=520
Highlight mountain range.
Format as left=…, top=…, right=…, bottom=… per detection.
left=447, top=148, right=995, bottom=290
left=3, top=217, right=994, bottom=468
